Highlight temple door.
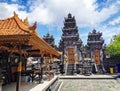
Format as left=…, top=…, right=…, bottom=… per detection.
left=68, top=46, right=74, bottom=64
left=94, top=50, right=100, bottom=65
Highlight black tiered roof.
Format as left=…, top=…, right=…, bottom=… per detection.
left=43, top=33, right=54, bottom=40
left=88, top=29, right=102, bottom=37
left=87, top=29, right=104, bottom=50
left=59, top=13, right=82, bottom=50
left=43, top=33, right=55, bottom=47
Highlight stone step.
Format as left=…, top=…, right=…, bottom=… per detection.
left=66, top=64, right=74, bottom=75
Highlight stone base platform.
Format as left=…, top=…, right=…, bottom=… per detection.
left=59, top=74, right=117, bottom=79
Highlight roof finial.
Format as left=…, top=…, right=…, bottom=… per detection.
left=24, top=17, right=29, bottom=26
left=29, top=21, right=37, bottom=31
left=14, top=11, right=18, bottom=17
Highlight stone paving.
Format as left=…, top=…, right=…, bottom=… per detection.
left=2, top=82, right=38, bottom=91
left=59, top=79, right=120, bottom=91
left=2, top=75, right=120, bottom=91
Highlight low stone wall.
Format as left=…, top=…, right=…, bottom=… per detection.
left=59, top=75, right=116, bottom=79
left=30, top=76, right=61, bottom=91
left=46, top=77, right=61, bottom=91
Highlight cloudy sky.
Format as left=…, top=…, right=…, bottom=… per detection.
left=0, top=0, right=120, bottom=45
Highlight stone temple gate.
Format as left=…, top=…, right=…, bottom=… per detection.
left=59, top=13, right=105, bottom=75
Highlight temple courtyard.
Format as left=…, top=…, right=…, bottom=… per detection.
left=0, top=4, right=120, bottom=91
left=2, top=75, right=120, bottom=91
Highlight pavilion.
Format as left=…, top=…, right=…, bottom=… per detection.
left=0, top=12, right=61, bottom=91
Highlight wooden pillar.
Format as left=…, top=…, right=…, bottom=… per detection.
left=16, top=45, right=22, bottom=91
left=40, top=53, right=44, bottom=83
left=50, top=54, right=52, bottom=70
left=45, top=57, right=49, bottom=66
left=50, top=54, right=53, bottom=62
left=3, top=51, right=12, bottom=84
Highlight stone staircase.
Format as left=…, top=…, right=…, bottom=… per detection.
left=93, top=64, right=105, bottom=74
left=96, top=65, right=104, bottom=74
left=66, top=64, right=74, bottom=75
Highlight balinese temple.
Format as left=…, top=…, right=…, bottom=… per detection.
left=87, top=29, right=105, bottom=74
left=0, top=12, right=61, bottom=91
left=43, top=33, right=55, bottom=48
left=59, top=13, right=82, bottom=75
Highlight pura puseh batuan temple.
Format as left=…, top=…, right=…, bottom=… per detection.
left=0, top=12, right=119, bottom=91
left=59, top=13, right=82, bottom=75
left=59, top=13, right=105, bottom=75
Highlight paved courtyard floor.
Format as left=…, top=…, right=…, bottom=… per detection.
left=2, top=76, right=58, bottom=91
left=2, top=75, right=120, bottom=91
left=59, top=79, right=120, bottom=91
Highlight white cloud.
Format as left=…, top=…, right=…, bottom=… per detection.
left=95, top=25, right=120, bottom=44
left=109, top=17, right=120, bottom=25
left=26, top=0, right=120, bottom=27
left=1, top=0, right=120, bottom=26
left=0, top=0, right=120, bottom=45
left=28, top=4, right=54, bottom=25
left=0, top=3, right=28, bottom=20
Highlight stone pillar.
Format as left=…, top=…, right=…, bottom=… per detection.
left=91, top=51, right=94, bottom=63
left=100, top=49, right=106, bottom=73
left=0, top=82, right=2, bottom=91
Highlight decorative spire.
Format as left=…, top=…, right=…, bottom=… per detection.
left=24, top=17, right=29, bottom=26
left=93, top=29, right=96, bottom=33
left=47, top=33, right=50, bottom=37
left=68, top=13, right=72, bottom=18
left=14, top=11, right=18, bottom=17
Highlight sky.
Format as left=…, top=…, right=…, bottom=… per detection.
left=0, top=0, right=120, bottom=46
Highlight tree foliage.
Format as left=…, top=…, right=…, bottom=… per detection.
left=105, top=35, right=120, bottom=59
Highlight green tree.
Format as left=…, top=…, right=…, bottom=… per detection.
left=105, top=35, right=120, bottom=59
